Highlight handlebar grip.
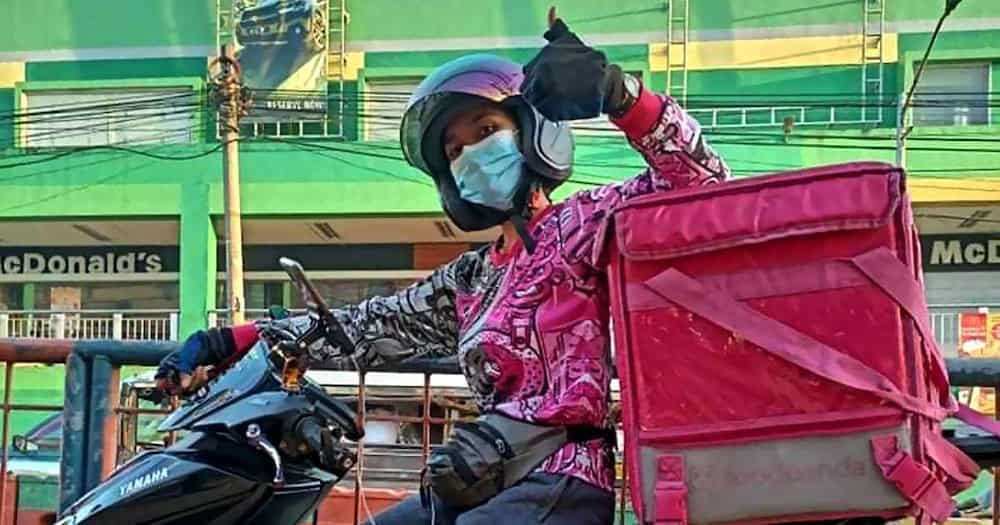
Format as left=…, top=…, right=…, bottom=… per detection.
left=323, top=320, right=356, bottom=357
left=295, top=416, right=326, bottom=453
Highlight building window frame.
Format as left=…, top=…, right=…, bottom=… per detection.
left=13, top=77, right=206, bottom=150
left=359, top=74, right=426, bottom=142
left=899, top=49, right=996, bottom=130
left=357, top=63, right=650, bottom=143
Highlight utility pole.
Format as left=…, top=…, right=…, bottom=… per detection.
left=213, top=44, right=247, bottom=325
left=895, top=0, right=964, bottom=168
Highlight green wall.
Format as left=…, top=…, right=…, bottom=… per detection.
left=890, top=0, right=996, bottom=24
left=0, top=0, right=993, bottom=208
left=179, top=182, right=216, bottom=335
left=691, top=0, right=857, bottom=32
left=348, top=0, right=667, bottom=41
left=0, top=0, right=214, bottom=52
left=899, top=29, right=1000, bottom=58
left=348, top=0, right=997, bottom=42
left=0, top=133, right=996, bottom=221
left=25, top=58, right=207, bottom=82
left=691, top=0, right=993, bottom=31
left=364, top=44, right=649, bottom=80
left=2, top=0, right=996, bottom=53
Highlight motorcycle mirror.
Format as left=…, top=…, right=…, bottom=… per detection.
left=279, top=257, right=332, bottom=316
left=12, top=435, right=38, bottom=453
left=277, top=256, right=356, bottom=363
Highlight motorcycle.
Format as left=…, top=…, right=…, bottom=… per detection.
left=50, top=256, right=1000, bottom=524
left=54, top=258, right=364, bottom=524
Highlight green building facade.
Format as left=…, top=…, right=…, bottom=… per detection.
left=0, top=0, right=997, bottom=351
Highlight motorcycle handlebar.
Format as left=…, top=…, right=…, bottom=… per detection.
left=293, top=413, right=358, bottom=478
left=295, top=416, right=326, bottom=454
left=272, top=257, right=357, bottom=359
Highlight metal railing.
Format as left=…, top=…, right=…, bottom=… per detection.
left=41, top=341, right=624, bottom=525
left=209, top=308, right=308, bottom=328
left=932, top=311, right=960, bottom=350
left=0, top=338, right=998, bottom=523
left=687, top=105, right=882, bottom=130
left=0, top=307, right=983, bottom=357
left=929, top=305, right=1000, bottom=358
left=0, top=310, right=178, bottom=341
left=214, top=308, right=971, bottom=354
left=0, top=340, right=77, bottom=525
left=0, top=306, right=984, bottom=358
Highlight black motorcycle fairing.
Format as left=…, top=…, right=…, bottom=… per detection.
left=59, top=259, right=364, bottom=525
left=302, top=379, right=363, bottom=441
left=158, top=343, right=275, bottom=433
left=244, top=482, right=330, bottom=525
left=161, top=431, right=341, bottom=486
left=189, top=391, right=312, bottom=433
left=63, top=432, right=341, bottom=525
left=157, top=343, right=363, bottom=440
left=61, top=451, right=266, bottom=524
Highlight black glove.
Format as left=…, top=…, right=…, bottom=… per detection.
left=521, top=15, right=631, bottom=122
left=256, top=313, right=357, bottom=361
left=155, top=327, right=238, bottom=394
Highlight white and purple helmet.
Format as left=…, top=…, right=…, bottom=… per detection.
left=400, top=54, right=574, bottom=232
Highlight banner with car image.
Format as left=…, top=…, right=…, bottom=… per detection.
left=233, top=0, right=328, bottom=121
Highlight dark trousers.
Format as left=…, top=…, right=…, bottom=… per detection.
left=364, top=473, right=615, bottom=525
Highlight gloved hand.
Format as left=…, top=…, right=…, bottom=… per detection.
left=256, top=313, right=356, bottom=361
left=156, top=327, right=241, bottom=395
left=521, top=7, right=632, bottom=122
left=156, top=307, right=356, bottom=395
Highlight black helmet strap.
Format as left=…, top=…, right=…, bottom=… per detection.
left=504, top=173, right=540, bottom=254
left=509, top=214, right=537, bottom=254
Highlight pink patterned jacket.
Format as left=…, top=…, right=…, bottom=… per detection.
left=252, top=87, right=730, bottom=493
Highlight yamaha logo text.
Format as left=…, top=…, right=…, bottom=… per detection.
left=120, top=467, right=170, bottom=497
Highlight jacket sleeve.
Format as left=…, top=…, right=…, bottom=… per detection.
left=559, top=86, right=731, bottom=268
left=274, top=250, right=479, bottom=369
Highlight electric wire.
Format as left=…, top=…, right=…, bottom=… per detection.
left=1, top=83, right=998, bottom=209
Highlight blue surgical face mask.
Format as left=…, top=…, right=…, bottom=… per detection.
left=450, top=129, right=524, bottom=211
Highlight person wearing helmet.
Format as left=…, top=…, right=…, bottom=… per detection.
left=156, top=12, right=729, bottom=525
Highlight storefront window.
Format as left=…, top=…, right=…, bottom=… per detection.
left=32, top=282, right=179, bottom=311
left=217, top=278, right=417, bottom=311
left=216, top=281, right=285, bottom=310
left=250, top=282, right=285, bottom=309
left=0, top=285, right=23, bottom=310
left=298, top=279, right=418, bottom=309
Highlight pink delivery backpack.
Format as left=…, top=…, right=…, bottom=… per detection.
left=605, top=162, right=990, bottom=525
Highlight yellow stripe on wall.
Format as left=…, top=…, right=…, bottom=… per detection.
left=330, top=51, right=364, bottom=81
left=910, top=177, right=1000, bottom=204
left=650, top=33, right=899, bottom=71
left=0, top=62, right=25, bottom=88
